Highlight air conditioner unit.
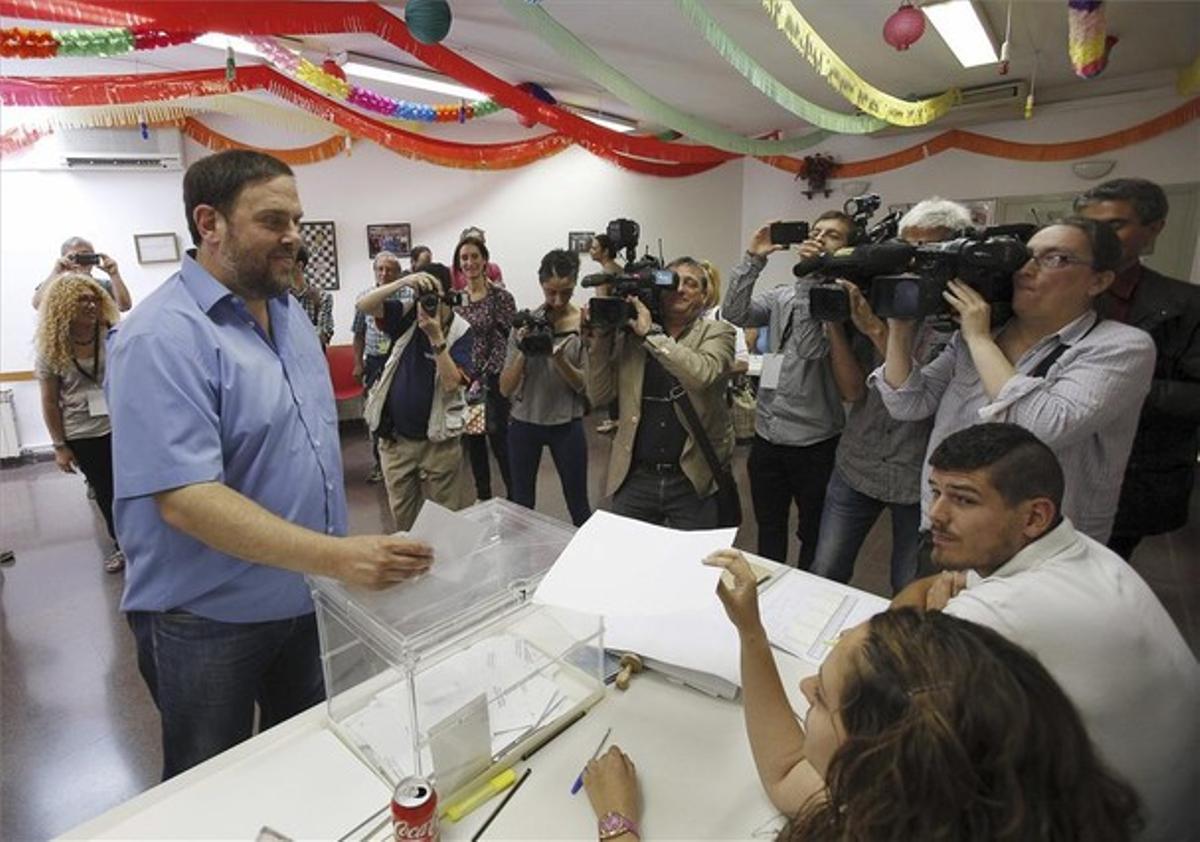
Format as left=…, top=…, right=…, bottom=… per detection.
left=954, top=80, right=1028, bottom=111
left=56, top=126, right=183, bottom=171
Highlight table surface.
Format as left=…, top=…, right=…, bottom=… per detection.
left=61, top=563, right=870, bottom=841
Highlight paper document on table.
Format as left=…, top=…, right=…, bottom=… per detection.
left=403, top=500, right=488, bottom=580
left=759, top=570, right=889, bottom=663
left=606, top=607, right=741, bottom=688
left=533, top=511, right=736, bottom=617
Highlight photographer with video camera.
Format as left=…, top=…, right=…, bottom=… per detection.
left=810, top=198, right=973, bottom=593
left=357, top=263, right=474, bottom=531
left=875, top=218, right=1157, bottom=544
left=585, top=254, right=735, bottom=530
left=499, top=249, right=591, bottom=526
left=723, top=212, right=865, bottom=569
left=31, top=235, right=133, bottom=312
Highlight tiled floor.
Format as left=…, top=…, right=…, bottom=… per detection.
left=1, top=422, right=1196, bottom=840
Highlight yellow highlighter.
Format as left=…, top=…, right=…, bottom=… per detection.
left=443, top=768, right=518, bottom=822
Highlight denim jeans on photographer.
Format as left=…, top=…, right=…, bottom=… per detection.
left=611, top=465, right=718, bottom=530
left=127, top=610, right=325, bottom=780
left=809, top=466, right=922, bottom=594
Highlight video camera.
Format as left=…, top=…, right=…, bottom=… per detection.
left=806, top=226, right=1034, bottom=323
left=512, top=308, right=554, bottom=356
left=580, top=218, right=679, bottom=329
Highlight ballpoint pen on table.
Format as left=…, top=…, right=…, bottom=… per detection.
left=569, top=726, right=612, bottom=795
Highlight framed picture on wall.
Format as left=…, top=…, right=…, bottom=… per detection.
left=568, top=231, right=594, bottom=253
left=960, top=198, right=997, bottom=228
left=133, top=232, right=180, bottom=264
left=367, top=223, right=412, bottom=258
left=300, top=220, right=339, bottom=290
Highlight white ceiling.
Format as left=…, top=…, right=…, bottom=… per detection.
left=2, top=1, right=1198, bottom=137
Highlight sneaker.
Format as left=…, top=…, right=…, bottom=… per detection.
left=367, top=466, right=383, bottom=484
left=104, top=549, right=125, bottom=574
left=596, top=419, right=619, bottom=434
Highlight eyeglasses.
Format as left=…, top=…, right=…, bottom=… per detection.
left=76, top=295, right=100, bottom=305
left=1027, top=251, right=1093, bottom=271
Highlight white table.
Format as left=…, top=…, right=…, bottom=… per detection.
left=62, top=565, right=878, bottom=841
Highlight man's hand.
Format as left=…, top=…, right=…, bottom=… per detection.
left=98, top=253, right=119, bottom=276
left=925, top=570, right=967, bottom=611
left=837, top=280, right=885, bottom=340
left=53, top=255, right=77, bottom=276
left=704, top=549, right=764, bottom=635
left=795, top=237, right=827, bottom=262
left=748, top=223, right=786, bottom=258
left=943, top=280, right=991, bottom=343
left=583, top=745, right=640, bottom=826
left=627, top=296, right=652, bottom=337
left=330, top=535, right=433, bottom=590
left=53, top=445, right=77, bottom=473
left=352, top=362, right=364, bottom=384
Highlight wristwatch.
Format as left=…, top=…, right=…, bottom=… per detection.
left=597, top=811, right=639, bottom=840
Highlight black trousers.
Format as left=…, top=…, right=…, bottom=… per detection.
left=747, top=433, right=838, bottom=569
left=67, top=433, right=116, bottom=542
left=465, top=372, right=512, bottom=500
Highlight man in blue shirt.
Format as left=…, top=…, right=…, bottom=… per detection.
left=107, top=150, right=434, bottom=780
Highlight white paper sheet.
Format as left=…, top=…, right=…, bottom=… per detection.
left=533, top=511, right=736, bottom=617
left=403, top=500, right=488, bottom=579
left=758, top=569, right=889, bottom=663
left=605, top=605, right=742, bottom=687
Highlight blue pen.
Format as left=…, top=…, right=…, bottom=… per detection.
left=570, top=727, right=612, bottom=795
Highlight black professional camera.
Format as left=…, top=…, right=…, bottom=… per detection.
left=580, top=217, right=678, bottom=329
left=512, top=308, right=554, bottom=355
left=805, top=227, right=1034, bottom=323
left=419, top=289, right=463, bottom=316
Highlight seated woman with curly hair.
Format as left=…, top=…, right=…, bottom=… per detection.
left=35, top=273, right=125, bottom=573
left=582, top=556, right=1142, bottom=841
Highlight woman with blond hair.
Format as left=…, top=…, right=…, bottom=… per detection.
left=36, top=273, right=124, bottom=572
left=698, top=259, right=749, bottom=373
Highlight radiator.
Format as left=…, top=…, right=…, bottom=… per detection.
left=0, top=389, right=21, bottom=459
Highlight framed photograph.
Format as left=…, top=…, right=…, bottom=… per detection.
left=961, top=198, right=997, bottom=228
left=300, top=220, right=340, bottom=291
left=568, top=231, right=594, bottom=254
left=367, top=223, right=412, bottom=259
left=133, top=232, right=180, bottom=264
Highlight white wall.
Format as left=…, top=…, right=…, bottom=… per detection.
left=741, top=92, right=1200, bottom=289
left=0, top=117, right=744, bottom=449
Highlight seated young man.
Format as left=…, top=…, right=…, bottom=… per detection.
left=893, top=422, right=1199, bottom=841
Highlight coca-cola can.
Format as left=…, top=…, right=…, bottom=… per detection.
left=391, top=776, right=439, bottom=841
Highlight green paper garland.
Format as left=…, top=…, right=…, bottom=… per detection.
left=674, top=0, right=885, bottom=134
left=54, top=27, right=134, bottom=57
left=499, top=0, right=830, bottom=155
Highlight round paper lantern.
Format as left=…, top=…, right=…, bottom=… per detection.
left=883, top=1, right=926, bottom=51
left=406, top=0, right=452, bottom=45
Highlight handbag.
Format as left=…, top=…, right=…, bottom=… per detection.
left=464, top=379, right=488, bottom=436
left=727, top=374, right=757, bottom=444
left=655, top=360, right=742, bottom=528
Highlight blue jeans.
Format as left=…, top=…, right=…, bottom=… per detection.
left=127, top=610, right=325, bottom=780
left=810, top=467, right=921, bottom=594
left=508, top=418, right=592, bottom=526
left=611, top=465, right=718, bottom=530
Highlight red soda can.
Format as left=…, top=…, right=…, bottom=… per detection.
left=391, top=776, right=439, bottom=841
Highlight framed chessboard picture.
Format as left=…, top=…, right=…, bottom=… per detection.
left=299, top=220, right=339, bottom=290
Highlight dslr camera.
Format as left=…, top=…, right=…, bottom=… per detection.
left=580, top=218, right=679, bottom=329
left=419, top=289, right=463, bottom=316
left=72, top=252, right=102, bottom=267
left=512, top=308, right=554, bottom=356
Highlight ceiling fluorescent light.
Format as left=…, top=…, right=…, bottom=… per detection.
left=343, top=60, right=485, bottom=100
left=574, top=111, right=636, bottom=134
left=194, top=32, right=267, bottom=60
left=924, top=0, right=999, bottom=68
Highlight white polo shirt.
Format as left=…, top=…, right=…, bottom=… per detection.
left=945, top=520, right=1199, bottom=842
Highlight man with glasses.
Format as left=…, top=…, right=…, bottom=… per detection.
left=874, top=218, right=1156, bottom=543
left=1074, top=179, right=1200, bottom=559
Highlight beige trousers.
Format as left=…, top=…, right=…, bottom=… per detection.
left=377, top=434, right=470, bottom=531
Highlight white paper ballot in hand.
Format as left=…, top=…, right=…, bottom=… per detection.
left=402, top=500, right=488, bottom=577
left=533, top=511, right=736, bottom=618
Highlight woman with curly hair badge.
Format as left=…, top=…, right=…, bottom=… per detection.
left=36, top=273, right=125, bottom=573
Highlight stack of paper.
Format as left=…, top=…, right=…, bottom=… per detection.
left=758, top=569, right=889, bottom=662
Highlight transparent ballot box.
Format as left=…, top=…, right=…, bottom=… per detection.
left=311, top=500, right=604, bottom=800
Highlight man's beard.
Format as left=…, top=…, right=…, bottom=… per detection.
left=218, top=235, right=294, bottom=301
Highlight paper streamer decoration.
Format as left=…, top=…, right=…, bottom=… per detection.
left=760, top=0, right=959, bottom=126
left=499, top=0, right=829, bottom=154
left=1067, top=0, right=1117, bottom=79
left=674, top=0, right=885, bottom=134
left=0, top=1, right=737, bottom=167
left=0, top=24, right=197, bottom=58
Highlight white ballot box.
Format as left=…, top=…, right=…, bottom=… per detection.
left=310, top=500, right=605, bottom=803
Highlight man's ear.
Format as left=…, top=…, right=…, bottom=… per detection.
left=1021, top=496, right=1058, bottom=540
left=1089, top=269, right=1116, bottom=298
left=193, top=205, right=221, bottom=244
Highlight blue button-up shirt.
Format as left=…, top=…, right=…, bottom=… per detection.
left=107, top=254, right=348, bottom=622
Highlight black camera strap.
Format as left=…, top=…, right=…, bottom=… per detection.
left=1029, top=316, right=1099, bottom=378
